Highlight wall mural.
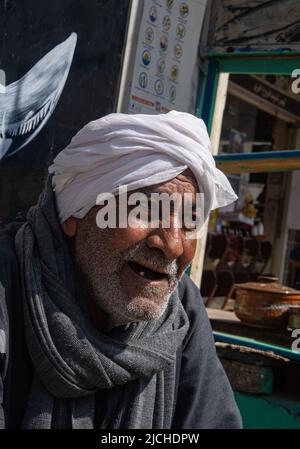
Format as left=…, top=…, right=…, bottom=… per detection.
left=207, top=0, right=300, bottom=50
left=0, top=0, right=130, bottom=225
left=0, top=33, right=77, bottom=160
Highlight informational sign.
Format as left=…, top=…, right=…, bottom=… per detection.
left=128, top=0, right=207, bottom=114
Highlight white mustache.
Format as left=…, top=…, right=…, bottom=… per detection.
left=123, top=241, right=178, bottom=278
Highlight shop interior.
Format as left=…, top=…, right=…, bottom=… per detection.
left=198, top=72, right=300, bottom=423
left=201, top=74, right=300, bottom=313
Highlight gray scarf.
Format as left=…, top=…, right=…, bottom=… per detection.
left=14, top=178, right=190, bottom=429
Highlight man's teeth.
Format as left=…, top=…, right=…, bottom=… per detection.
left=127, top=261, right=168, bottom=280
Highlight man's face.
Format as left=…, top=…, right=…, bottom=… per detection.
left=64, top=170, right=199, bottom=331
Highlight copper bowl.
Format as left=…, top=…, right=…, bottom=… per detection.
left=234, top=278, right=300, bottom=329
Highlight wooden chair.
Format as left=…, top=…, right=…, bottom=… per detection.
left=207, top=234, right=229, bottom=270
left=222, top=271, right=250, bottom=310
left=259, top=240, right=272, bottom=273
left=212, top=270, right=235, bottom=310
left=201, top=270, right=218, bottom=307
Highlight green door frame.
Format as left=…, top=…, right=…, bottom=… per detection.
left=196, top=51, right=300, bottom=173
left=196, top=53, right=300, bottom=429
left=198, top=51, right=300, bottom=135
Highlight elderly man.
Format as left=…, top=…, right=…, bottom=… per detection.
left=0, top=111, right=242, bottom=429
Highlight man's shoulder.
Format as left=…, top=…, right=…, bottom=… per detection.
left=177, top=273, right=208, bottom=350
left=178, top=273, right=205, bottom=319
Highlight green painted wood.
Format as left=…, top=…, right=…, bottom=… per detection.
left=198, top=59, right=219, bottom=133
left=197, top=54, right=300, bottom=167
left=213, top=331, right=300, bottom=361
left=218, top=56, right=300, bottom=75
left=221, top=359, right=274, bottom=394
left=204, top=51, right=300, bottom=58
left=214, top=150, right=300, bottom=174
left=215, top=150, right=300, bottom=161
left=260, top=367, right=274, bottom=394
left=235, top=392, right=300, bottom=429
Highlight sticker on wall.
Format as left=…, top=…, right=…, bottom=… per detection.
left=142, top=49, right=151, bottom=66
left=144, top=27, right=154, bottom=44
left=162, top=15, right=171, bottom=32
left=170, top=64, right=179, bottom=81
left=179, top=3, right=189, bottom=18
left=174, top=43, right=183, bottom=59
left=176, top=23, right=186, bottom=40
left=160, top=35, right=168, bottom=51
left=0, top=32, right=77, bottom=160
left=154, top=79, right=164, bottom=96
left=166, top=0, right=174, bottom=10
left=149, top=5, right=157, bottom=23
left=156, top=57, right=166, bottom=74
left=139, top=72, right=148, bottom=89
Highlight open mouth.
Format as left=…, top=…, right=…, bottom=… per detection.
left=127, top=261, right=169, bottom=282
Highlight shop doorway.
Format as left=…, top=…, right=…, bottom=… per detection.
left=193, top=56, right=300, bottom=310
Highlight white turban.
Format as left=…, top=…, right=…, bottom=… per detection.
left=49, top=111, right=237, bottom=224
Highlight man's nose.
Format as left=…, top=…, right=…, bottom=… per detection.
left=146, top=226, right=184, bottom=260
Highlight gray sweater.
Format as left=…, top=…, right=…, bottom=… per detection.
left=0, top=224, right=242, bottom=429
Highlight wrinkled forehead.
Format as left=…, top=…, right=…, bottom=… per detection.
left=136, top=168, right=199, bottom=196
left=174, top=168, right=198, bottom=191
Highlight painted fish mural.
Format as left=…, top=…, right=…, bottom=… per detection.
left=0, top=32, right=77, bottom=160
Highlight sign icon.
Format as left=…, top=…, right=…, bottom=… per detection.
left=157, top=57, right=166, bottom=75
left=179, top=3, right=189, bottom=18
left=162, top=15, right=171, bottom=32
left=166, top=0, right=174, bottom=10
left=139, top=72, right=148, bottom=89
left=142, top=49, right=151, bottom=66
left=171, top=64, right=179, bottom=81
left=174, top=43, right=183, bottom=59
left=154, top=79, right=164, bottom=96
left=160, top=35, right=168, bottom=51
left=145, top=27, right=154, bottom=44
left=149, top=5, right=157, bottom=23
left=176, top=23, right=186, bottom=39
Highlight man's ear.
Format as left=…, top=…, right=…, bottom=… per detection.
left=61, top=217, right=78, bottom=237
